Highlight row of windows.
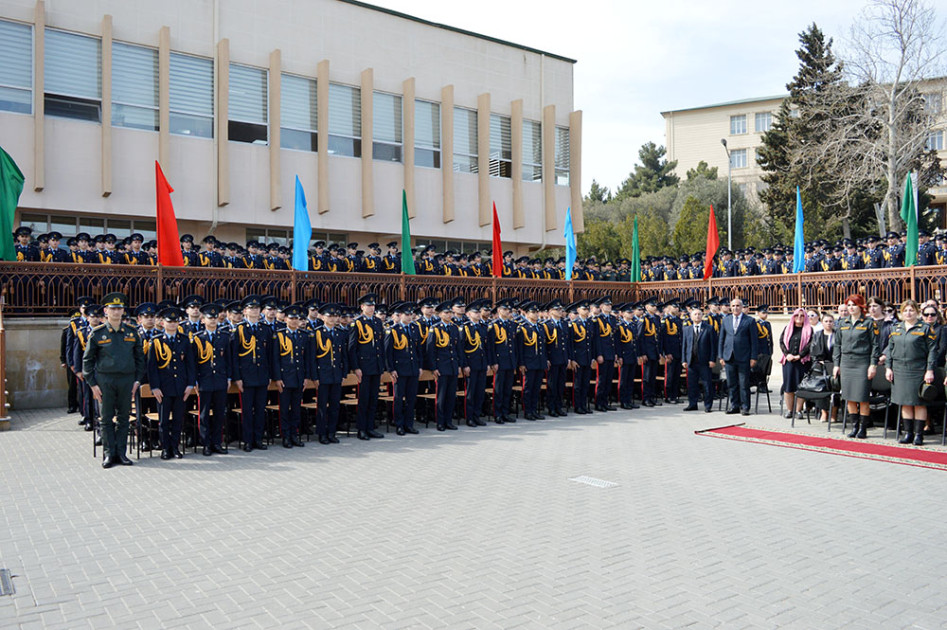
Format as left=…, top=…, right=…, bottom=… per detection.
left=247, top=228, right=348, bottom=247
left=0, top=19, right=571, bottom=184
left=20, top=212, right=158, bottom=242
left=729, top=112, right=772, bottom=135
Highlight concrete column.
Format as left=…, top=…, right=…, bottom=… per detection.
left=402, top=77, right=416, bottom=218
left=511, top=99, right=524, bottom=229
left=441, top=85, right=454, bottom=224
left=570, top=110, right=584, bottom=233
left=216, top=39, right=229, bottom=207
left=33, top=0, right=45, bottom=192
left=269, top=49, right=281, bottom=211
left=100, top=15, right=112, bottom=197
left=542, top=104, right=556, bottom=233
left=361, top=68, right=374, bottom=218
left=477, top=92, right=490, bottom=227
left=158, top=26, right=170, bottom=169
left=316, top=60, right=329, bottom=214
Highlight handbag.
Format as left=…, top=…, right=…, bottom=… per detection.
left=797, top=372, right=829, bottom=393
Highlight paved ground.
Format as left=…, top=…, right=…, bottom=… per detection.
left=2, top=401, right=947, bottom=629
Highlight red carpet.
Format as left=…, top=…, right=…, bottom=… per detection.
left=696, top=424, right=947, bottom=471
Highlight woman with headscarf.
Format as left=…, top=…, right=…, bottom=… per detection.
left=832, top=295, right=882, bottom=439
left=884, top=300, right=936, bottom=446
left=780, top=308, right=813, bottom=419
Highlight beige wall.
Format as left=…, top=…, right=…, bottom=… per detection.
left=0, top=0, right=580, bottom=249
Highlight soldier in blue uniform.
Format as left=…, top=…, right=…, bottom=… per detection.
left=616, top=303, right=640, bottom=410
left=14, top=226, right=39, bottom=261
left=348, top=293, right=387, bottom=440
left=543, top=300, right=569, bottom=417
left=45, top=231, right=71, bottom=263
left=180, top=295, right=205, bottom=335
left=661, top=302, right=684, bottom=404
left=180, top=234, right=199, bottom=267
left=231, top=295, right=273, bottom=452
left=72, top=303, right=103, bottom=435
left=863, top=235, right=885, bottom=269
left=591, top=296, right=618, bottom=411
left=639, top=298, right=662, bottom=406
left=272, top=304, right=310, bottom=448
left=382, top=241, right=401, bottom=273
left=566, top=300, right=593, bottom=414
left=385, top=302, right=422, bottom=435
left=755, top=304, right=774, bottom=390
left=312, top=303, right=348, bottom=444
left=489, top=298, right=519, bottom=423
left=426, top=300, right=462, bottom=430
left=192, top=303, right=231, bottom=456
left=147, top=306, right=196, bottom=460
left=459, top=299, right=490, bottom=427
left=516, top=301, right=548, bottom=420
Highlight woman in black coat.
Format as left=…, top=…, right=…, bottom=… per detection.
left=809, top=312, right=837, bottom=422
left=780, top=308, right=813, bottom=419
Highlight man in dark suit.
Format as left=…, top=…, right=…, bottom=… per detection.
left=717, top=298, right=759, bottom=415
left=682, top=303, right=718, bottom=412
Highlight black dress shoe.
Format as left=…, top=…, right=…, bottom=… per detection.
left=669, top=398, right=679, bottom=405
left=212, top=445, right=227, bottom=454
left=630, top=403, right=640, bottom=409
left=102, top=455, right=116, bottom=469
left=604, top=405, right=616, bottom=411
left=68, top=407, right=78, bottom=414
left=173, top=448, right=184, bottom=459
left=396, top=427, right=406, bottom=435
left=255, top=443, right=268, bottom=450
left=475, top=419, right=487, bottom=426
left=94, top=436, right=102, bottom=446
left=705, top=407, right=713, bottom=413
left=357, top=431, right=371, bottom=440
left=243, top=445, right=253, bottom=453
left=547, top=410, right=560, bottom=417
left=292, top=437, right=305, bottom=447
left=740, top=409, right=750, bottom=416
left=319, top=435, right=331, bottom=444
left=437, top=425, right=446, bottom=431
left=494, top=418, right=505, bottom=424
left=160, top=449, right=172, bottom=460
left=367, top=430, right=384, bottom=439
left=327, top=435, right=340, bottom=443
left=683, top=405, right=698, bottom=411
left=643, top=400, right=655, bottom=408
left=725, top=408, right=739, bottom=415
left=405, top=427, right=419, bottom=434
left=283, top=439, right=293, bottom=449
left=466, top=420, right=477, bottom=427
left=203, top=446, right=213, bottom=456
left=524, top=414, right=536, bottom=421
left=117, top=454, right=134, bottom=466
left=78, top=417, right=87, bottom=425
left=84, top=422, right=94, bottom=431
left=504, top=417, right=516, bottom=423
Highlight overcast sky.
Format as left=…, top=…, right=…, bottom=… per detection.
left=368, top=0, right=870, bottom=194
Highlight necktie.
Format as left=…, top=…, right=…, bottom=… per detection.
left=733, top=316, right=740, bottom=332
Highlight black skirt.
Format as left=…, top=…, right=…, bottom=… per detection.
left=782, top=360, right=808, bottom=393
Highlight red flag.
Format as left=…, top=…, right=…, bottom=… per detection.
left=155, top=161, right=184, bottom=267
left=492, top=202, right=503, bottom=278
left=703, top=203, right=720, bottom=280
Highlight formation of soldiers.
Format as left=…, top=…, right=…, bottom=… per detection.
left=65, top=289, right=778, bottom=467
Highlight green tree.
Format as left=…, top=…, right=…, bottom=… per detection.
left=585, top=179, right=611, bottom=203
left=614, top=142, right=679, bottom=201
left=671, top=196, right=710, bottom=255
left=685, top=160, right=718, bottom=181
left=576, top=217, right=622, bottom=262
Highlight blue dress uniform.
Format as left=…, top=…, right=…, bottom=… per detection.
left=639, top=307, right=662, bottom=406
left=543, top=306, right=569, bottom=416
left=348, top=294, right=387, bottom=440
left=272, top=309, right=311, bottom=448
left=616, top=309, right=639, bottom=409
left=661, top=313, right=684, bottom=403
left=516, top=304, right=548, bottom=420
left=192, top=312, right=231, bottom=456
left=231, top=297, right=274, bottom=451
left=591, top=303, right=618, bottom=410
left=384, top=307, right=422, bottom=435
left=426, top=304, right=463, bottom=430
left=566, top=303, right=593, bottom=414
left=147, top=308, right=197, bottom=459
left=312, top=311, right=349, bottom=443
left=71, top=314, right=98, bottom=431
left=459, top=301, right=490, bottom=427
left=755, top=313, right=774, bottom=383
left=488, top=302, right=519, bottom=422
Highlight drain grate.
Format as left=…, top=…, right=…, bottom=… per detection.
left=569, top=475, right=619, bottom=489
left=0, top=569, right=14, bottom=596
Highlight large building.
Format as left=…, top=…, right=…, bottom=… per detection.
left=0, top=0, right=583, bottom=254
left=662, top=88, right=947, bottom=226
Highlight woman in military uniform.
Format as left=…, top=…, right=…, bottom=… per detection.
left=884, top=300, right=936, bottom=446
left=832, top=294, right=881, bottom=439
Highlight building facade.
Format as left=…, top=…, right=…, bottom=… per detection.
left=662, top=90, right=947, bottom=226
left=0, top=0, right=583, bottom=253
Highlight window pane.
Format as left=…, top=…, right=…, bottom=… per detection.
left=522, top=119, right=541, bottom=181
left=20, top=213, right=47, bottom=232
left=555, top=127, right=570, bottom=170
left=328, top=83, right=361, bottom=137
left=51, top=215, right=76, bottom=236
left=79, top=217, right=105, bottom=233
left=373, top=92, right=402, bottom=144
left=170, top=113, right=212, bottom=137
left=927, top=131, right=944, bottom=152
left=453, top=155, right=477, bottom=174
left=453, top=107, right=477, bottom=157
left=281, top=73, right=316, bottom=131
left=45, top=29, right=101, bottom=100
left=112, top=103, right=158, bottom=131
left=229, top=63, right=267, bottom=124
left=372, top=142, right=402, bottom=162
left=170, top=53, right=213, bottom=116
left=328, top=135, right=361, bottom=158
left=729, top=114, right=746, bottom=135
left=755, top=112, right=771, bottom=133
left=415, top=147, right=440, bottom=169
left=281, top=128, right=318, bottom=151
left=0, top=20, right=32, bottom=114
left=489, top=114, right=512, bottom=161
left=112, top=42, right=157, bottom=109
left=415, top=100, right=440, bottom=149
left=45, top=94, right=100, bottom=121
left=731, top=149, right=747, bottom=169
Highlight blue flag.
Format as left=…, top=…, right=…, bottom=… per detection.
left=292, top=176, right=311, bottom=272
left=792, top=186, right=805, bottom=273
left=564, top=206, right=577, bottom=281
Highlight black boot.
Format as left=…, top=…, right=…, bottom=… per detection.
left=855, top=415, right=868, bottom=439
left=899, top=418, right=915, bottom=444
left=847, top=415, right=860, bottom=438
left=914, top=420, right=924, bottom=446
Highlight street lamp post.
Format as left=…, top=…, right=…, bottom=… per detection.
left=720, top=138, right=732, bottom=251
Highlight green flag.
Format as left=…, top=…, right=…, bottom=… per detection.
left=401, top=189, right=416, bottom=275
left=630, top=216, right=641, bottom=282
left=900, top=173, right=917, bottom=267
left=0, top=146, right=25, bottom=262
